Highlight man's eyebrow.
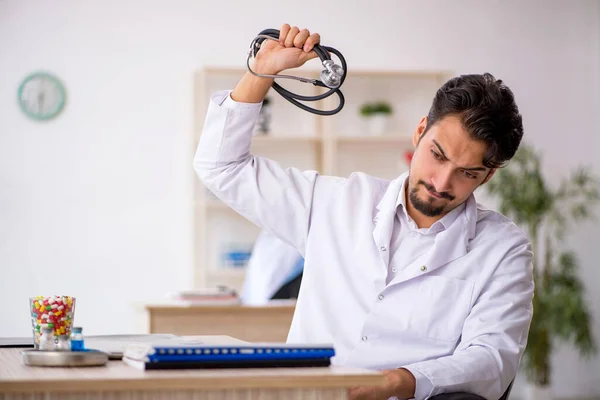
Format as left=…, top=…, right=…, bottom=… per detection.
left=432, top=139, right=487, bottom=172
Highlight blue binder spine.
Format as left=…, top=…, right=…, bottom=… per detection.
left=147, top=346, right=335, bottom=363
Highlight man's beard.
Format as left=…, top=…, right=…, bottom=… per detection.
left=408, top=179, right=455, bottom=217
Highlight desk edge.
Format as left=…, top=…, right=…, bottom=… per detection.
left=0, top=371, right=385, bottom=393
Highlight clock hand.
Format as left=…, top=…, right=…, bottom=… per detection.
left=38, top=92, right=45, bottom=114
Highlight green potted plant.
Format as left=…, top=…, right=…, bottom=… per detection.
left=359, top=101, right=393, bottom=135
left=485, top=143, right=598, bottom=400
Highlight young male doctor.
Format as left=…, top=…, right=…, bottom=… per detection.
left=194, top=24, right=533, bottom=400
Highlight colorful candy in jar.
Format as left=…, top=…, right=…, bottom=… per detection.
left=30, top=295, right=75, bottom=345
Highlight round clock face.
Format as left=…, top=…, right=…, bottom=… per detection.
left=17, top=72, right=66, bottom=121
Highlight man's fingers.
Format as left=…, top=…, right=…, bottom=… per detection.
left=304, top=33, right=320, bottom=52
left=347, top=387, right=375, bottom=400
left=284, top=26, right=300, bottom=48
left=279, top=24, right=290, bottom=45
left=347, top=387, right=360, bottom=400
left=293, top=29, right=310, bottom=49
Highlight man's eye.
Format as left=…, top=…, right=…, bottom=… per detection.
left=431, top=150, right=443, bottom=160
left=463, top=171, right=477, bottom=179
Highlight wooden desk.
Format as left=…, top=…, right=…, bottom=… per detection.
left=0, top=335, right=383, bottom=400
left=145, top=303, right=295, bottom=342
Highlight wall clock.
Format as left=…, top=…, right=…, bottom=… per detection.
left=17, top=72, right=66, bottom=121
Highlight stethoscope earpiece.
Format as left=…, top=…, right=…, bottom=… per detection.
left=246, top=28, right=346, bottom=115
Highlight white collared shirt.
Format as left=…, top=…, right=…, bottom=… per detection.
left=194, top=90, right=534, bottom=400
left=388, top=184, right=465, bottom=285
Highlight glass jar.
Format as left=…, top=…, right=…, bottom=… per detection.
left=29, top=296, right=76, bottom=350
left=70, top=326, right=84, bottom=351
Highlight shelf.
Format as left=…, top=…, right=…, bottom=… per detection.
left=203, top=200, right=251, bottom=219
left=208, top=268, right=246, bottom=279
left=194, top=135, right=321, bottom=150
left=344, top=69, right=452, bottom=80
left=252, top=135, right=321, bottom=145
left=196, top=134, right=414, bottom=149
left=201, top=66, right=319, bottom=78
left=199, top=66, right=451, bottom=79
left=336, top=135, right=413, bottom=145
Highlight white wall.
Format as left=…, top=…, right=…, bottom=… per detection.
left=1, top=0, right=598, bottom=398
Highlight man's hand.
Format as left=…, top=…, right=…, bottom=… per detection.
left=348, top=368, right=416, bottom=400
left=232, top=23, right=320, bottom=104
left=253, top=23, right=320, bottom=75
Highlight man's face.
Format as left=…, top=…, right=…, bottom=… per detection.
left=407, top=114, right=495, bottom=218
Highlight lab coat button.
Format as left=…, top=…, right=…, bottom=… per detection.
left=361, top=336, right=368, bottom=342
left=378, top=294, right=384, bottom=300
left=421, top=265, right=427, bottom=271
left=380, top=246, right=387, bottom=252
left=391, top=267, right=397, bottom=273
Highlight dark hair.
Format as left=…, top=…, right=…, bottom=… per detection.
left=424, top=73, right=523, bottom=168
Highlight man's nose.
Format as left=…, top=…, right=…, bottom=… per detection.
left=432, top=166, right=453, bottom=193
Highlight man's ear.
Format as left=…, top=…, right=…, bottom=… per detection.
left=481, top=168, right=497, bottom=185
left=412, top=116, right=428, bottom=147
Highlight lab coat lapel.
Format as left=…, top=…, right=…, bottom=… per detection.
left=388, top=194, right=478, bottom=286
left=429, top=194, right=477, bottom=268
left=372, top=173, right=408, bottom=267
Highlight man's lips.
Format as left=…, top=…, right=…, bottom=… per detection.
left=426, top=187, right=443, bottom=199
left=417, top=179, right=454, bottom=200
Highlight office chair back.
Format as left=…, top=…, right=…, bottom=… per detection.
left=428, top=379, right=514, bottom=400
left=499, top=379, right=514, bottom=400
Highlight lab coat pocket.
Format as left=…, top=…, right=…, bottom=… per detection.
left=411, top=276, right=474, bottom=342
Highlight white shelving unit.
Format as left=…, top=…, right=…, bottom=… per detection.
left=192, top=66, right=452, bottom=290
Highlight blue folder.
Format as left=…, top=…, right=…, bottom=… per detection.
left=122, top=342, right=335, bottom=370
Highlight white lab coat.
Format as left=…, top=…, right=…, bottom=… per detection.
left=241, top=230, right=303, bottom=305
left=194, top=90, right=534, bottom=400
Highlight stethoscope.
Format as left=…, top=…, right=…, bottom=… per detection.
left=246, top=29, right=347, bottom=116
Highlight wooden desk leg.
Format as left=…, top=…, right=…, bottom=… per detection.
left=1, top=388, right=349, bottom=399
